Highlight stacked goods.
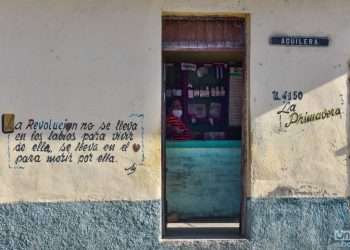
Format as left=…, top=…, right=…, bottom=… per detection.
left=229, top=67, right=243, bottom=126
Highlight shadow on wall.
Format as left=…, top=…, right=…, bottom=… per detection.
left=253, top=54, right=349, bottom=117
left=252, top=8, right=350, bottom=118
left=264, top=55, right=350, bottom=199
left=249, top=57, right=350, bottom=248
left=334, top=60, right=350, bottom=202
left=250, top=19, right=350, bottom=198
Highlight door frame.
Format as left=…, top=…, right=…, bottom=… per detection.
left=160, top=13, right=251, bottom=239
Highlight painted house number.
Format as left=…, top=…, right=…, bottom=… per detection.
left=272, top=90, right=303, bottom=101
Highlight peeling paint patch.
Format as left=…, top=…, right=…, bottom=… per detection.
left=268, top=184, right=331, bottom=197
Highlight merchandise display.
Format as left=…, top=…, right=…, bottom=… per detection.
left=165, top=61, right=243, bottom=140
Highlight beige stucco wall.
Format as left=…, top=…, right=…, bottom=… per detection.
left=0, top=0, right=163, bottom=202
left=0, top=0, right=349, bottom=202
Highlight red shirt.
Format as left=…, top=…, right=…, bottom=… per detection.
left=166, top=115, right=192, bottom=140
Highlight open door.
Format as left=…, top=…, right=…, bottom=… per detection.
left=162, top=16, right=246, bottom=238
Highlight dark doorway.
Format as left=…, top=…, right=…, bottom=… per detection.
left=162, top=15, right=246, bottom=238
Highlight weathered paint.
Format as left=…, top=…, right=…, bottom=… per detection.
left=0, top=198, right=348, bottom=249
left=247, top=198, right=350, bottom=250
left=0, top=0, right=348, bottom=202
left=0, top=0, right=347, bottom=201
left=0, top=0, right=348, bottom=248
left=0, top=200, right=250, bottom=250
left=166, top=140, right=241, bottom=219
left=0, top=0, right=163, bottom=202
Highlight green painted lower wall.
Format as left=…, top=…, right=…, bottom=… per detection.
left=0, top=198, right=349, bottom=249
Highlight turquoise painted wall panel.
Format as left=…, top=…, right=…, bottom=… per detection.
left=166, top=140, right=241, bottom=220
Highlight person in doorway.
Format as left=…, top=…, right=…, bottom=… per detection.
left=166, top=99, right=192, bottom=140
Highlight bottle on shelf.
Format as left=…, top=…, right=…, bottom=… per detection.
left=220, top=86, right=226, bottom=97
left=199, top=87, right=203, bottom=97
left=205, top=86, right=210, bottom=97
left=194, top=88, right=200, bottom=97
left=215, top=86, right=220, bottom=96
left=188, top=84, right=194, bottom=99
left=211, top=87, right=216, bottom=97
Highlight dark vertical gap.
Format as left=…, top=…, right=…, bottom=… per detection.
left=240, top=15, right=250, bottom=238
left=161, top=17, right=167, bottom=238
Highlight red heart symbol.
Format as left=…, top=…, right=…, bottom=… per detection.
left=132, top=143, right=141, bottom=152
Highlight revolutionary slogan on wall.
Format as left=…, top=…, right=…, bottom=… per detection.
left=7, top=114, right=144, bottom=175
